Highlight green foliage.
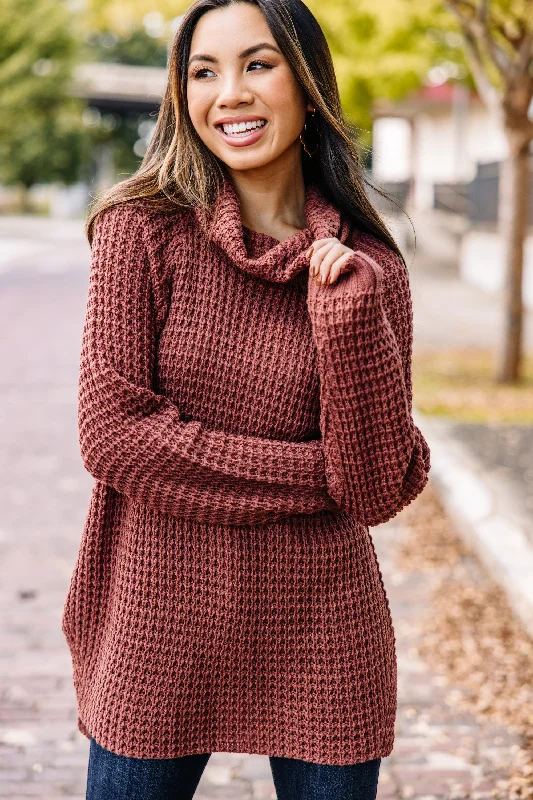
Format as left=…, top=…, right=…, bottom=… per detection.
left=306, top=0, right=465, bottom=132
left=0, top=0, right=89, bottom=187
left=1, top=99, right=91, bottom=188
left=81, top=0, right=182, bottom=36
left=82, top=28, right=169, bottom=67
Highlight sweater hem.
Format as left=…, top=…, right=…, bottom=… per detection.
left=77, top=714, right=395, bottom=767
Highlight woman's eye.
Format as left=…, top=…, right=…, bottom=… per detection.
left=248, top=60, right=273, bottom=71
left=191, top=67, right=215, bottom=79
left=190, top=60, right=273, bottom=79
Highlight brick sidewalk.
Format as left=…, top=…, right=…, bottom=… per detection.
left=0, top=234, right=526, bottom=798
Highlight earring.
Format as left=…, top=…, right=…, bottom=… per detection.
left=300, top=108, right=319, bottom=157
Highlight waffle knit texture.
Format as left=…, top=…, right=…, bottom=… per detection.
left=62, top=175, right=431, bottom=764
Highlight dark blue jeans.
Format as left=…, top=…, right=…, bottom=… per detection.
left=87, top=737, right=381, bottom=799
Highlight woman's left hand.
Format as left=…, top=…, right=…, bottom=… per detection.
left=306, top=237, right=356, bottom=285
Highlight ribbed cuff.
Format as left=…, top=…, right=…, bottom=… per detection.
left=307, top=250, right=383, bottom=303
left=339, top=250, right=383, bottom=294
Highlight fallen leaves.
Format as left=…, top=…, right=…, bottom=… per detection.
left=397, top=486, right=533, bottom=798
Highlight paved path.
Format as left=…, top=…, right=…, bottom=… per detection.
left=409, top=255, right=533, bottom=542
left=410, top=260, right=533, bottom=354
left=0, top=215, right=90, bottom=276
left=0, top=216, right=526, bottom=797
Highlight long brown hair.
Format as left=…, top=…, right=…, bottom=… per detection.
left=85, top=0, right=406, bottom=263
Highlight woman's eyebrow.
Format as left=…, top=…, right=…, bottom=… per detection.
left=239, top=42, right=281, bottom=59
left=188, top=42, right=281, bottom=67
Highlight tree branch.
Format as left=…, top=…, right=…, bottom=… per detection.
left=445, top=0, right=475, bottom=26
left=478, top=0, right=489, bottom=25
left=445, top=0, right=513, bottom=77
left=463, top=27, right=502, bottom=113
left=451, top=0, right=476, bottom=13
left=516, top=31, right=533, bottom=75
left=493, top=10, right=528, bottom=47
left=451, top=0, right=526, bottom=45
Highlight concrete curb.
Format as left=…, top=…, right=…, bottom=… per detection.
left=414, top=408, right=533, bottom=641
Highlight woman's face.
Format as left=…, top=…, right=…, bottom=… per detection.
left=186, top=2, right=312, bottom=173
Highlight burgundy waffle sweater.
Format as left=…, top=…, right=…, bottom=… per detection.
left=62, top=175, right=431, bottom=764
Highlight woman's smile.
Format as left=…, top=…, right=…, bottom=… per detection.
left=214, top=115, right=269, bottom=147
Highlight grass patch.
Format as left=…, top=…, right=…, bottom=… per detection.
left=413, top=348, right=533, bottom=423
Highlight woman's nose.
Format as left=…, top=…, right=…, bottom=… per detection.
left=216, top=74, right=254, bottom=107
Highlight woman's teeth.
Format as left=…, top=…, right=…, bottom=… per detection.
left=221, top=120, right=267, bottom=136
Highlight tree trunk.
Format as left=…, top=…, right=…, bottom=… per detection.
left=496, top=135, right=530, bottom=383
left=18, top=184, right=33, bottom=214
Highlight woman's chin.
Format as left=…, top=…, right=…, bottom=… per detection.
left=217, top=148, right=280, bottom=172
left=215, top=142, right=300, bottom=174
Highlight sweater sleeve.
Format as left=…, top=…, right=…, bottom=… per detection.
left=306, top=237, right=431, bottom=528
left=78, top=202, right=338, bottom=526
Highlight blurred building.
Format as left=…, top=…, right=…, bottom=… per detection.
left=372, top=81, right=533, bottom=310
left=70, top=62, right=166, bottom=195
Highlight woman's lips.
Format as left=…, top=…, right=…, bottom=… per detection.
left=214, top=121, right=269, bottom=147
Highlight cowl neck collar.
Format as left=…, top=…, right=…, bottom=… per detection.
left=194, top=174, right=351, bottom=283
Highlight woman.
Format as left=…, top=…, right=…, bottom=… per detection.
left=62, top=0, right=431, bottom=797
